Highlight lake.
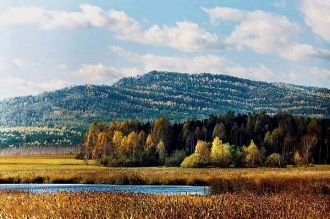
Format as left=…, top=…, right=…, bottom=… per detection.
left=0, top=184, right=208, bottom=195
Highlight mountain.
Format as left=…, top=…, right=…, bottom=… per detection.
left=0, top=71, right=329, bottom=128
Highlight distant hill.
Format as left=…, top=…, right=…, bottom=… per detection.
left=0, top=71, right=329, bottom=128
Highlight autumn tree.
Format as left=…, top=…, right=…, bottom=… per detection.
left=265, top=153, right=286, bottom=167
left=126, top=131, right=139, bottom=160
left=301, top=135, right=317, bottom=165
left=151, top=117, right=170, bottom=147
left=294, top=151, right=303, bottom=166
left=181, top=140, right=210, bottom=168
left=211, top=137, right=231, bottom=167
left=144, top=134, right=159, bottom=165
left=112, top=130, right=123, bottom=156
left=243, top=140, right=261, bottom=167
left=156, top=140, right=166, bottom=164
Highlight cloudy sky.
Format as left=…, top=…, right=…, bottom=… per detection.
left=0, top=0, right=329, bottom=99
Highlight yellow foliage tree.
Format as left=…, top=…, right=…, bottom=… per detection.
left=126, top=131, right=138, bottom=160
left=195, top=140, right=210, bottom=159
left=145, top=134, right=154, bottom=152
left=92, top=132, right=106, bottom=159
left=181, top=140, right=210, bottom=168
left=156, top=140, right=166, bottom=163
left=112, top=130, right=123, bottom=156
left=243, top=140, right=261, bottom=167
left=211, top=137, right=231, bottom=167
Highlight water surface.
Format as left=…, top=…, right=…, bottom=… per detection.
left=0, top=184, right=208, bottom=195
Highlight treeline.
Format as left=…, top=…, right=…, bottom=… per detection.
left=78, top=112, right=329, bottom=167
left=0, top=145, right=80, bottom=156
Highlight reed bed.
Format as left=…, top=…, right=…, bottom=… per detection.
left=0, top=191, right=328, bottom=218
left=0, top=157, right=329, bottom=194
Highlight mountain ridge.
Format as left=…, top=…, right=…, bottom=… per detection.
left=0, top=71, right=329, bottom=128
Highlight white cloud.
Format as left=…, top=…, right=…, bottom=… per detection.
left=279, top=44, right=330, bottom=61
left=42, top=5, right=108, bottom=30
left=111, top=46, right=227, bottom=73
left=143, top=21, right=219, bottom=52
left=106, top=9, right=143, bottom=40
left=203, top=7, right=329, bottom=61
left=0, top=76, right=70, bottom=99
left=76, top=63, right=138, bottom=83
left=77, top=63, right=120, bottom=82
left=0, top=5, right=107, bottom=30
left=302, top=0, right=330, bottom=42
left=225, top=10, right=298, bottom=54
left=37, top=79, right=71, bottom=91
left=225, top=65, right=278, bottom=81
left=0, top=59, right=8, bottom=70
left=0, top=5, right=218, bottom=52
left=287, top=67, right=330, bottom=88
left=0, top=76, right=32, bottom=92
left=13, top=58, right=29, bottom=68
left=309, top=67, right=330, bottom=80
left=0, top=6, right=48, bottom=26
left=201, top=7, right=245, bottom=24
left=111, top=46, right=281, bottom=82
left=57, top=64, right=68, bottom=70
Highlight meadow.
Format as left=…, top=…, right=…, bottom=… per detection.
left=0, top=156, right=329, bottom=193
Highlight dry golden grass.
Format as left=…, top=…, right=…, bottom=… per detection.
left=0, top=156, right=328, bottom=218
left=0, top=156, right=329, bottom=187
left=0, top=191, right=328, bottom=218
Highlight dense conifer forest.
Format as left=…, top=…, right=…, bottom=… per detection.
left=1, top=71, right=329, bottom=128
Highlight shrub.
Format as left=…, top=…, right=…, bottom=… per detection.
left=265, top=153, right=286, bottom=167
left=164, top=150, right=186, bottom=166
left=230, top=146, right=244, bottom=167
left=181, top=140, right=210, bottom=168
left=100, top=156, right=141, bottom=167
left=181, top=154, right=208, bottom=168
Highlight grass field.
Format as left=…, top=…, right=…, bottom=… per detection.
left=0, top=156, right=329, bottom=188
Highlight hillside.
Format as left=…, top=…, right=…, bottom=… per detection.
left=0, top=71, right=329, bottom=128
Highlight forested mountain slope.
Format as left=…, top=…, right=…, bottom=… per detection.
left=0, top=71, right=329, bottom=128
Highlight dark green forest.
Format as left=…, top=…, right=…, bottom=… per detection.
left=79, top=112, right=330, bottom=167
left=1, top=71, right=329, bottom=128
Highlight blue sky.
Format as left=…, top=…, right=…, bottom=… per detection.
left=0, top=0, right=329, bottom=99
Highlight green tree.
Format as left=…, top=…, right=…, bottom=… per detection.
left=265, top=153, right=286, bottom=167
left=212, top=123, right=227, bottom=141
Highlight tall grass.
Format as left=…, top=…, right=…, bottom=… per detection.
left=0, top=156, right=329, bottom=195
left=0, top=191, right=328, bottom=218
left=208, top=176, right=330, bottom=194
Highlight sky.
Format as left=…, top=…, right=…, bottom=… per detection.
left=0, top=0, right=329, bottom=99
